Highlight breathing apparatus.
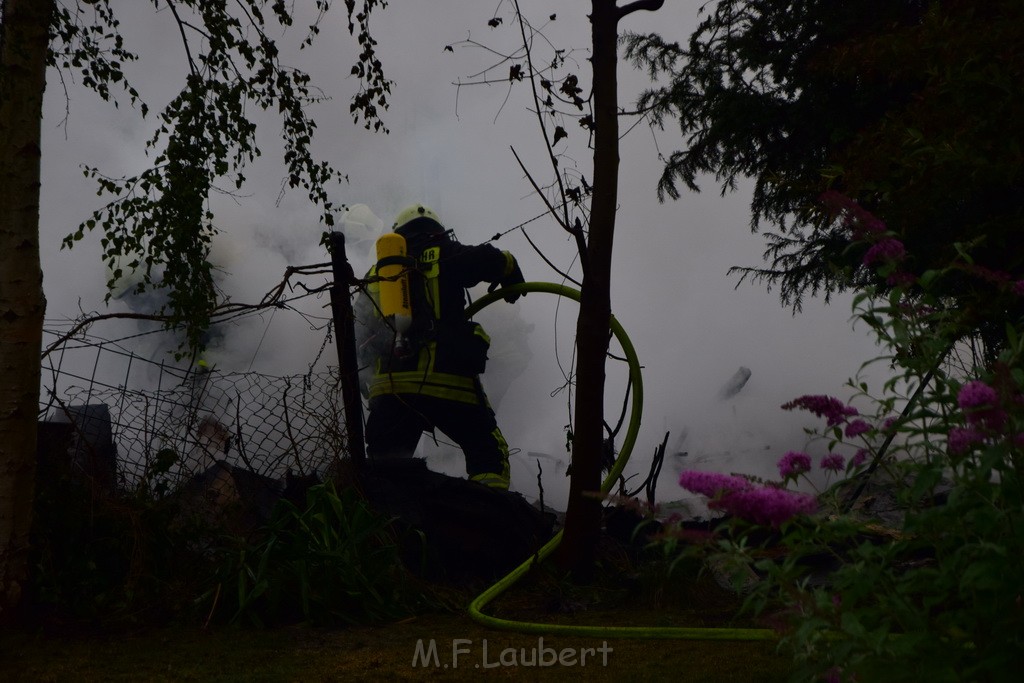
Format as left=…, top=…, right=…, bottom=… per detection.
left=372, top=203, right=453, bottom=357
left=373, top=232, right=414, bottom=356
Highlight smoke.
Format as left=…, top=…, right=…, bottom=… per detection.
left=37, top=1, right=892, bottom=511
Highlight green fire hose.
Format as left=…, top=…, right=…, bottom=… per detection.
left=464, top=282, right=775, bottom=641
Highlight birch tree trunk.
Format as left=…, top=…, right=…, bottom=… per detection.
left=0, top=0, right=53, bottom=623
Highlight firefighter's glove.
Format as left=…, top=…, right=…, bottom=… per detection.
left=489, top=253, right=526, bottom=303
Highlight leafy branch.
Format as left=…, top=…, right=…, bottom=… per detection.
left=52, top=0, right=392, bottom=352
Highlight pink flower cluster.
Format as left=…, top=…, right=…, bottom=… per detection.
left=819, top=191, right=916, bottom=288
left=844, top=419, right=871, bottom=438
left=964, top=264, right=1012, bottom=286
left=958, top=380, right=1006, bottom=431
left=676, top=470, right=750, bottom=498
left=958, top=264, right=1024, bottom=297
left=958, top=380, right=998, bottom=411
left=945, top=380, right=1024, bottom=455
left=778, top=451, right=812, bottom=478
left=850, top=449, right=869, bottom=468
left=721, top=487, right=818, bottom=527
left=781, top=395, right=859, bottom=427
left=820, top=191, right=886, bottom=239
left=863, top=238, right=906, bottom=267
left=679, top=470, right=817, bottom=527
left=820, top=453, right=846, bottom=472
left=780, top=451, right=855, bottom=476
left=886, top=271, right=916, bottom=288
left=947, top=426, right=984, bottom=455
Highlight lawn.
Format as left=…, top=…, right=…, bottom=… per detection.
left=1, top=611, right=790, bottom=682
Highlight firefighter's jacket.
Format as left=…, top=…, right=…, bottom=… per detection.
left=361, top=235, right=517, bottom=405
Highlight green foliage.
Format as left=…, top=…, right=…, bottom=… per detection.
left=625, top=0, right=1024, bottom=328
left=744, top=365, right=1024, bottom=682
left=29, top=466, right=421, bottom=629
left=220, top=482, right=419, bottom=627
left=51, top=0, right=392, bottom=352
left=49, top=1, right=143, bottom=108
left=29, top=473, right=216, bottom=625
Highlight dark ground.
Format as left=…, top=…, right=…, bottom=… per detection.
left=12, top=446, right=792, bottom=680
left=1, top=610, right=790, bottom=682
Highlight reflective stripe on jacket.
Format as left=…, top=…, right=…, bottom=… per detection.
left=367, top=340, right=483, bottom=404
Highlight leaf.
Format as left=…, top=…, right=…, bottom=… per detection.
left=553, top=126, right=568, bottom=144
left=918, top=269, right=941, bottom=289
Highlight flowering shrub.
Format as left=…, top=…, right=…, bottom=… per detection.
left=659, top=196, right=1024, bottom=682
left=677, top=470, right=817, bottom=527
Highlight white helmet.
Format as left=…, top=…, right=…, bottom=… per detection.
left=392, top=204, right=444, bottom=234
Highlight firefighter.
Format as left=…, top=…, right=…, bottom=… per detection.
left=361, top=204, right=525, bottom=490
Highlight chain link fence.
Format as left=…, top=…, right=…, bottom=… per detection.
left=40, top=328, right=350, bottom=495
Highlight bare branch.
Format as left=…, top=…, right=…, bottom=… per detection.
left=41, top=261, right=333, bottom=360
left=164, top=0, right=200, bottom=77
left=41, top=312, right=173, bottom=361
left=510, top=146, right=588, bottom=268
left=510, top=146, right=568, bottom=232
left=512, top=0, right=576, bottom=242
left=522, top=229, right=582, bottom=288
left=617, top=0, right=665, bottom=20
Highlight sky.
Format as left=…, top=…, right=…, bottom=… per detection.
left=36, top=1, right=887, bottom=510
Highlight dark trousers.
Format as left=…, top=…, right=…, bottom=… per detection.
left=365, top=392, right=509, bottom=481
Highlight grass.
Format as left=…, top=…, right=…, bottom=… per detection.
left=1, top=612, right=790, bottom=682
left=10, top=480, right=794, bottom=681
left=1, top=555, right=792, bottom=682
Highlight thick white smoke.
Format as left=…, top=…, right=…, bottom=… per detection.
left=36, top=1, right=891, bottom=511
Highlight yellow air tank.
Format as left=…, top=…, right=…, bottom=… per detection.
left=375, top=232, right=413, bottom=351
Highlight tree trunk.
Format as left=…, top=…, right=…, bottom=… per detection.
left=0, top=0, right=53, bottom=623
left=557, top=0, right=621, bottom=580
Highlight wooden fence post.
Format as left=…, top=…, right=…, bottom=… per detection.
left=328, top=232, right=366, bottom=467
